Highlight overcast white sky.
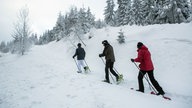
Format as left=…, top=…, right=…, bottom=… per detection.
left=0, top=0, right=114, bottom=42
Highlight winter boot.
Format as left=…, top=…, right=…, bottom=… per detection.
left=102, top=79, right=110, bottom=84
left=77, top=71, right=82, bottom=73
left=136, top=89, right=144, bottom=93
left=156, top=91, right=165, bottom=95
left=116, top=76, right=121, bottom=84
left=116, top=76, right=119, bottom=82
left=84, top=66, right=89, bottom=73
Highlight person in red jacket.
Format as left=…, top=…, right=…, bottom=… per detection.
left=131, top=42, right=165, bottom=95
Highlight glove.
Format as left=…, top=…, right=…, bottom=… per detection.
left=131, top=58, right=134, bottom=62
left=99, top=54, right=102, bottom=57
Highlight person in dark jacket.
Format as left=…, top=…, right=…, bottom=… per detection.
left=131, top=42, right=165, bottom=95
left=73, top=43, right=88, bottom=73
left=99, top=40, right=119, bottom=83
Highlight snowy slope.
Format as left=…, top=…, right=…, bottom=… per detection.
left=0, top=23, right=192, bottom=108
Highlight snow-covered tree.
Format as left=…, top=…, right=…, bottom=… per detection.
left=78, top=7, right=95, bottom=34
left=104, top=0, right=116, bottom=26
left=78, top=7, right=88, bottom=34
left=132, top=0, right=145, bottom=25
left=142, top=0, right=157, bottom=25
left=39, top=30, right=55, bottom=45
left=175, top=0, right=191, bottom=22
left=122, top=0, right=133, bottom=25
left=29, top=33, right=38, bottom=45
left=117, top=0, right=133, bottom=26
left=12, top=7, right=32, bottom=55
left=40, top=6, right=96, bottom=45
left=68, top=7, right=79, bottom=35
left=154, top=0, right=190, bottom=24
left=117, top=29, right=125, bottom=44
left=86, top=7, right=95, bottom=29
left=188, top=0, right=192, bottom=21
left=0, top=41, right=6, bottom=52
left=153, top=0, right=169, bottom=24
left=95, top=19, right=106, bottom=29
left=0, top=41, right=9, bottom=53
left=54, top=12, right=65, bottom=41
left=63, top=14, right=71, bottom=36
left=169, top=1, right=185, bottom=23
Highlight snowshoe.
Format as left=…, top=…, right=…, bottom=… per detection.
left=116, top=74, right=123, bottom=84
left=131, top=88, right=171, bottom=100
left=77, top=71, right=82, bottom=73
left=84, top=66, right=89, bottom=73
left=119, top=74, right=123, bottom=80
left=151, top=91, right=171, bottom=100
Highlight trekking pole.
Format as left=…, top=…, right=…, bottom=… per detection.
left=100, top=57, right=115, bottom=83
left=84, top=59, right=91, bottom=72
left=100, top=57, right=120, bottom=75
left=113, top=66, right=120, bottom=75
left=133, top=62, right=158, bottom=94
left=146, top=74, right=153, bottom=92
left=109, top=71, right=115, bottom=83
left=73, top=58, right=80, bottom=72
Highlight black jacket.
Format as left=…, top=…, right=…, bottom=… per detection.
left=73, top=47, right=85, bottom=60
left=100, top=44, right=115, bottom=62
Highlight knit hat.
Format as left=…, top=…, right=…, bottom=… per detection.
left=77, top=43, right=81, bottom=47
left=137, top=42, right=143, bottom=49
left=102, top=40, right=108, bottom=45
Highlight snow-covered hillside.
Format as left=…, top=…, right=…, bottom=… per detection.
left=0, top=23, right=192, bottom=108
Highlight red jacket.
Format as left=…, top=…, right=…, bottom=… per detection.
left=134, top=45, right=154, bottom=71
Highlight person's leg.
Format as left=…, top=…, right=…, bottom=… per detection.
left=109, top=62, right=119, bottom=81
left=105, top=61, right=110, bottom=82
left=79, top=60, right=88, bottom=71
left=80, top=60, right=86, bottom=67
left=147, top=70, right=165, bottom=95
left=137, top=70, right=146, bottom=92
left=83, top=60, right=89, bottom=71
left=77, top=60, right=82, bottom=72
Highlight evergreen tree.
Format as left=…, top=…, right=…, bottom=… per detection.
left=132, top=0, right=145, bottom=25
left=117, top=29, right=125, bottom=44
left=154, top=0, right=190, bottom=24
left=54, top=12, right=65, bottom=41
left=79, top=7, right=95, bottom=34
left=142, top=0, right=157, bottom=25
left=29, top=33, right=38, bottom=45
left=117, top=0, right=132, bottom=26
left=124, top=0, right=133, bottom=25
left=79, top=7, right=88, bottom=34
left=169, top=1, right=185, bottom=23
left=0, top=41, right=9, bottom=53
left=0, top=41, right=6, bottom=52
left=104, top=0, right=116, bottom=26
left=68, top=7, right=79, bottom=34
left=63, top=14, right=71, bottom=36
left=154, top=0, right=170, bottom=24
left=39, top=30, right=55, bottom=45
left=95, top=19, right=106, bottom=29
left=175, top=0, right=190, bottom=22
left=86, top=7, right=95, bottom=28
left=188, top=0, right=192, bottom=21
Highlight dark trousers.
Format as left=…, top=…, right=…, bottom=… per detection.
left=105, top=61, right=118, bottom=81
left=138, top=70, right=164, bottom=93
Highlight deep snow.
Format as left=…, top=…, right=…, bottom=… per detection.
left=0, top=23, right=192, bottom=108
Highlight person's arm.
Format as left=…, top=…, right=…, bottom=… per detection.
left=99, top=48, right=105, bottom=57
left=73, top=49, right=78, bottom=58
left=134, top=50, right=143, bottom=62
